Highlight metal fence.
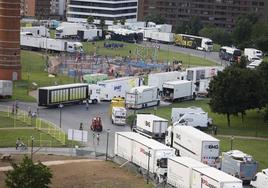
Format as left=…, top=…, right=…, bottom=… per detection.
left=0, top=105, right=65, bottom=146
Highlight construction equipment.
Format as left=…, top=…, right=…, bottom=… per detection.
left=90, top=117, right=103, bottom=132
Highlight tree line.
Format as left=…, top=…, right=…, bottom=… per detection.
left=208, top=59, right=268, bottom=127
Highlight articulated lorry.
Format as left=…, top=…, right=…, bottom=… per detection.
left=114, top=132, right=175, bottom=183
left=165, top=126, right=221, bottom=168
left=135, top=114, right=168, bottom=140
left=167, top=157, right=243, bottom=188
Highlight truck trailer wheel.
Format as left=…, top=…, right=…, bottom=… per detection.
left=92, top=99, right=98, bottom=104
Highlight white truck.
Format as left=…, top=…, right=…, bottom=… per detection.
left=114, top=132, right=175, bottom=183
left=191, top=165, right=243, bottom=188
left=244, top=48, right=263, bottom=61
left=135, top=114, right=168, bottom=140
left=162, top=80, right=194, bottom=101
left=221, top=150, right=258, bottom=183
left=21, top=26, right=50, bottom=37
left=125, top=86, right=159, bottom=109
left=171, top=106, right=211, bottom=128
left=55, top=22, right=96, bottom=39
left=77, top=28, right=102, bottom=41
left=87, top=84, right=101, bottom=104
left=111, top=107, right=127, bottom=125
left=20, top=34, right=83, bottom=53
left=150, top=31, right=174, bottom=43
left=148, top=71, right=185, bottom=92
left=97, top=76, right=142, bottom=101
left=0, top=80, right=12, bottom=98
left=165, top=126, right=221, bottom=168
left=251, top=169, right=268, bottom=188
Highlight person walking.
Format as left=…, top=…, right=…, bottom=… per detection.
left=97, top=133, right=100, bottom=145
left=16, top=138, right=21, bottom=150
left=86, top=100, right=89, bottom=111
left=79, top=122, right=83, bottom=130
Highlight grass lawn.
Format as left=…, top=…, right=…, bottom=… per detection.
left=83, top=40, right=216, bottom=67
left=140, top=99, right=268, bottom=137
left=14, top=50, right=74, bottom=102
left=219, top=137, right=268, bottom=170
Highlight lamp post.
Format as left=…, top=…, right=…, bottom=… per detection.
left=105, top=129, right=110, bottom=161
left=59, top=104, right=64, bottom=129
left=31, top=136, right=34, bottom=160
left=147, top=151, right=151, bottom=184
left=230, top=136, right=234, bottom=150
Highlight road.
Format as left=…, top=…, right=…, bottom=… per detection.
left=143, top=41, right=230, bottom=66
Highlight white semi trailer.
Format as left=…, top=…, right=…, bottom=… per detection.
left=114, top=132, right=175, bottom=183
left=125, top=86, right=159, bottom=109
left=0, top=80, right=12, bottom=98
left=135, top=114, right=168, bottom=140
left=162, top=80, right=194, bottom=101
left=97, top=76, right=142, bottom=101
left=165, top=126, right=221, bottom=168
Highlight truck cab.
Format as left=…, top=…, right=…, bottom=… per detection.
left=111, top=107, right=127, bottom=125
left=251, top=169, right=268, bottom=188
left=88, top=84, right=101, bottom=104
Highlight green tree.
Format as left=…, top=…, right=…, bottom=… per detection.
left=187, top=16, right=203, bottom=35
left=120, top=18, right=126, bottom=25
left=199, top=25, right=232, bottom=45
left=5, top=156, right=52, bottom=188
left=87, top=16, right=94, bottom=24
left=113, top=19, right=118, bottom=25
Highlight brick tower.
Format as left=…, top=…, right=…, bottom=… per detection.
left=0, top=0, right=21, bottom=80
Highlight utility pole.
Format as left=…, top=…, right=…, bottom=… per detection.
left=147, top=151, right=151, bottom=184
left=31, top=136, right=34, bottom=160
left=105, top=129, right=110, bottom=161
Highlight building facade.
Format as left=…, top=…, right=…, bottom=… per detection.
left=67, top=0, right=138, bottom=24
left=138, top=0, right=268, bottom=30
left=0, top=0, right=21, bottom=80
left=21, top=0, right=36, bottom=17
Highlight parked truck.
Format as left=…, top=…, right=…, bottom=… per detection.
left=111, top=107, right=127, bottom=125
left=191, top=165, right=243, bottom=188
left=97, top=76, right=142, bottom=101
left=135, top=114, right=168, bottom=140
left=251, top=169, right=268, bottom=188
left=148, top=71, right=185, bottom=92
left=148, top=31, right=174, bottom=43
left=77, top=28, right=102, bottom=41
left=165, top=126, right=221, bottom=168
left=20, top=34, right=83, bottom=53
left=114, top=132, right=175, bottom=183
left=221, top=150, right=258, bottom=183
left=0, top=80, right=12, bottom=98
left=162, top=80, right=194, bottom=101
left=171, top=106, right=211, bottom=128
left=244, top=48, right=263, bottom=61
left=21, top=26, right=49, bottom=37
left=125, top=86, right=159, bottom=109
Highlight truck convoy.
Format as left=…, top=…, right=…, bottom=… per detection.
left=167, top=157, right=243, bottom=188
left=162, top=80, right=194, bottom=101
left=97, top=76, right=142, bottom=101
left=174, top=34, right=213, bottom=51
left=37, top=83, right=100, bottom=107
left=0, top=80, right=12, bottom=98
left=221, top=150, right=258, bottom=183
left=111, top=107, right=127, bottom=125
left=114, top=132, right=175, bottom=183
left=165, top=126, right=221, bottom=168
left=125, top=86, right=159, bottom=109
left=135, top=114, right=168, bottom=140
left=20, top=34, right=83, bottom=53
left=148, top=71, right=185, bottom=92
left=171, top=106, right=211, bottom=128
left=251, top=168, right=268, bottom=188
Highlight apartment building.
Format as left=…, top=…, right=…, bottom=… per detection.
left=138, top=0, right=268, bottom=30
left=67, top=0, right=138, bottom=24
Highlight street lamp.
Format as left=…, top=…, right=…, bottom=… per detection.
left=58, top=104, right=64, bottom=129
left=230, top=136, right=234, bottom=150
left=105, top=128, right=110, bottom=161
left=31, top=136, right=34, bottom=160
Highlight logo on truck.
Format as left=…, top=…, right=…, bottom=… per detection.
left=145, top=121, right=151, bottom=127
left=175, top=133, right=181, bottom=140
left=201, top=178, right=217, bottom=188
left=114, top=85, right=122, bottom=92
left=205, top=144, right=219, bottom=149
left=140, top=148, right=151, bottom=157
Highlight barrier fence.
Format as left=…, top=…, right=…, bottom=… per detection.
left=0, top=105, right=65, bottom=146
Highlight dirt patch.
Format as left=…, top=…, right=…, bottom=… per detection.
left=0, top=154, right=151, bottom=188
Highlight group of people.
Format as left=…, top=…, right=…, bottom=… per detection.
left=28, top=107, right=39, bottom=118
left=79, top=123, right=100, bottom=145
left=15, top=138, right=27, bottom=150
